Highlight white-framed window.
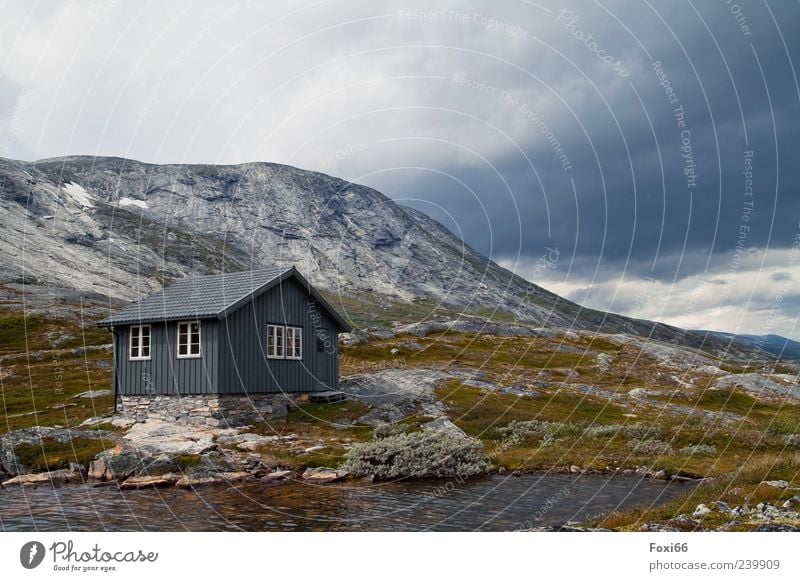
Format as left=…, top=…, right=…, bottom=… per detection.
left=177, top=321, right=201, bottom=358
left=267, top=324, right=285, bottom=359
left=286, top=326, right=302, bottom=359
left=129, top=325, right=151, bottom=361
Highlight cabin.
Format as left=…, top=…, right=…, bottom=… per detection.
left=97, top=266, right=351, bottom=425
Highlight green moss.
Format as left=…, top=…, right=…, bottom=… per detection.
left=174, top=454, right=202, bottom=469
left=12, top=437, right=114, bottom=472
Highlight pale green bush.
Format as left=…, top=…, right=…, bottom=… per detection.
left=343, top=431, right=490, bottom=479
left=628, top=439, right=673, bottom=455
left=679, top=443, right=716, bottom=456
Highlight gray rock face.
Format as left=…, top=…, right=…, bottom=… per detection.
left=0, top=155, right=744, bottom=350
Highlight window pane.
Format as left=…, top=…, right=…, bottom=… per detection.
left=131, top=345, right=139, bottom=358
left=142, top=344, right=150, bottom=357
left=142, top=326, right=150, bottom=339
left=276, top=326, right=284, bottom=356
left=179, top=344, right=187, bottom=355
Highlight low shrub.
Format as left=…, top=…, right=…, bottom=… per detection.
left=343, top=430, right=490, bottom=479
left=627, top=439, right=673, bottom=456
left=679, top=444, right=716, bottom=456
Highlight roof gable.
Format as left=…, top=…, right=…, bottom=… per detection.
left=97, top=266, right=351, bottom=332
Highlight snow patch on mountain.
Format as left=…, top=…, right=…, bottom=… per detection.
left=119, top=197, right=148, bottom=209
left=62, top=182, right=94, bottom=208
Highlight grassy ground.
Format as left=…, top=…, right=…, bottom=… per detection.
left=588, top=453, right=800, bottom=531
left=2, top=299, right=798, bottom=529
left=1, top=305, right=114, bottom=433
left=247, top=400, right=373, bottom=470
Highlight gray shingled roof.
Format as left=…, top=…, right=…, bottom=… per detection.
left=97, top=266, right=351, bottom=328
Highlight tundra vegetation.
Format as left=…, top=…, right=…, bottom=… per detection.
left=1, top=294, right=799, bottom=530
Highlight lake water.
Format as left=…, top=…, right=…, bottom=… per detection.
left=0, top=473, right=691, bottom=531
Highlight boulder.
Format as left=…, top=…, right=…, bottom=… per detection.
left=760, top=480, right=789, bottom=489
left=692, top=503, right=712, bottom=518
left=260, top=470, right=292, bottom=485
left=88, top=449, right=149, bottom=481
left=421, top=417, right=467, bottom=438
left=302, top=467, right=348, bottom=484
left=110, top=417, right=137, bottom=429
left=1, top=470, right=73, bottom=487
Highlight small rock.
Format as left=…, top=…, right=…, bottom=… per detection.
left=119, top=474, right=179, bottom=490
left=302, top=467, right=348, bottom=484
left=261, top=470, right=292, bottom=485
left=110, top=417, right=137, bottom=429
left=569, top=465, right=582, bottom=474
left=390, top=348, right=401, bottom=356
left=665, top=514, right=700, bottom=531
left=731, top=505, right=750, bottom=517
left=73, top=390, right=112, bottom=399
left=653, top=469, right=670, bottom=481
left=760, top=480, right=789, bottom=489
left=782, top=496, right=800, bottom=509
left=712, top=501, right=732, bottom=513
left=175, top=476, right=220, bottom=489
left=1, top=470, right=71, bottom=487
left=88, top=458, right=108, bottom=481
left=215, top=471, right=252, bottom=483
left=236, top=441, right=264, bottom=452
left=303, top=445, right=326, bottom=454
left=692, top=504, right=712, bottom=518
left=80, top=416, right=111, bottom=427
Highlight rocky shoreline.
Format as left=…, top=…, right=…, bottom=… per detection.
left=0, top=421, right=708, bottom=491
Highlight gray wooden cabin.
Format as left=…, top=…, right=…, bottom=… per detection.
left=97, top=266, right=351, bottom=398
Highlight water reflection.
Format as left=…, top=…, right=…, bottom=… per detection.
left=0, top=473, right=691, bottom=531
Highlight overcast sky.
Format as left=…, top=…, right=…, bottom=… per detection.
left=2, top=1, right=799, bottom=339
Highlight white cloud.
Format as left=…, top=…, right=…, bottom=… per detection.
left=501, top=247, right=800, bottom=340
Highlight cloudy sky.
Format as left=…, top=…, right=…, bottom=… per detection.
left=1, top=1, right=799, bottom=339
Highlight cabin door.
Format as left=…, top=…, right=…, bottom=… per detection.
left=314, top=330, right=331, bottom=390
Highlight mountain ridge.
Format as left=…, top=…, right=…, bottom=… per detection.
left=0, top=155, right=760, bottom=356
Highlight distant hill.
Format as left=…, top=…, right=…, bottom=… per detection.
left=694, top=331, right=800, bottom=360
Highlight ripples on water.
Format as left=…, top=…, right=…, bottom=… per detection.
left=0, top=473, right=691, bottom=531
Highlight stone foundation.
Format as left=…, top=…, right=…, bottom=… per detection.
left=116, top=394, right=304, bottom=427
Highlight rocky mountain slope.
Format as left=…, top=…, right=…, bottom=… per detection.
left=0, top=155, right=755, bottom=354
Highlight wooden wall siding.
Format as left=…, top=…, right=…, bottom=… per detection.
left=115, top=320, right=219, bottom=395
left=218, top=277, right=340, bottom=393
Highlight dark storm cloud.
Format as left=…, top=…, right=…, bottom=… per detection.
left=1, top=0, right=798, bottom=335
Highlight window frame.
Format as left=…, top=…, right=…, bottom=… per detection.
left=176, top=320, right=202, bottom=359
left=285, top=326, right=303, bottom=360
left=267, top=324, right=285, bottom=359
left=129, top=325, right=151, bottom=361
